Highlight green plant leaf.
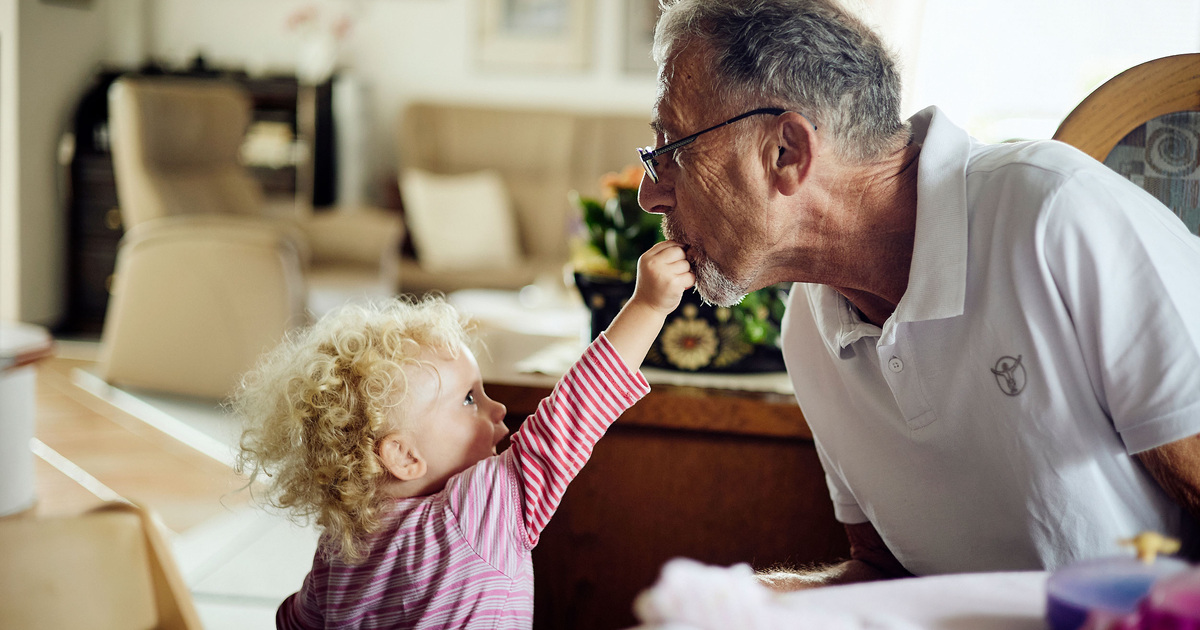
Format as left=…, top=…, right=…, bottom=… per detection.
left=605, top=196, right=626, bottom=230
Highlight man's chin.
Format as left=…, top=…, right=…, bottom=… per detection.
left=694, top=277, right=747, bottom=308
left=692, top=258, right=748, bottom=307
left=696, top=288, right=745, bottom=308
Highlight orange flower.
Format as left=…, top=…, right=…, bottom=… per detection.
left=600, top=164, right=646, bottom=199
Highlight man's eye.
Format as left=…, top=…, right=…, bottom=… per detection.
left=464, top=391, right=475, bottom=406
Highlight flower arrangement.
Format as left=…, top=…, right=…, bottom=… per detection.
left=570, top=166, right=788, bottom=373
left=569, top=165, right=662, bottom=279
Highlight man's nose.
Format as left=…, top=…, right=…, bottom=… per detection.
left=638, top=170, right=673, bottom=215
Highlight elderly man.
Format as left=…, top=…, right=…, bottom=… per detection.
left=636, top=0, right=1200, bottom=588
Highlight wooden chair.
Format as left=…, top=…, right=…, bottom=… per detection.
left=1053, top=53, right=1200, bottom=234
left=0, top=502, right=202, bottom=630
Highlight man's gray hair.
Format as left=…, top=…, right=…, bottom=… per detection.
left=653, top=0, right=909, bottom=162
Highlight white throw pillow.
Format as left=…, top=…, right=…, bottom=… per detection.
left=400, top=168, right=522, bottom=272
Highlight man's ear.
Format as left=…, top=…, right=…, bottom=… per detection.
left=378, top=432, right=427, bottom=481
left=769, top=112, right=815, bottom=196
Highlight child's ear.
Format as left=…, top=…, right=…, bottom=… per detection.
left=378, top=432, right=426, bottom=481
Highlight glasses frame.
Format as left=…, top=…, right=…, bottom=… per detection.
left=637, top=107, right=812, bottom=183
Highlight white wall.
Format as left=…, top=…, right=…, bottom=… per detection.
left=148, top=0, right=1200, bottom=186
left=910, top=0, right=1200, bottom=141
left=1, top=0, right=17, bottom=321
left=149, top=0, right=660, bottom=200
left=0, top=0, right=110, bottom=325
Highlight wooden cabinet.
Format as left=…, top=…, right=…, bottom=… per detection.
left=489, top=382, right=850, bottom=630
left=64, top=152, right=123, bottom=334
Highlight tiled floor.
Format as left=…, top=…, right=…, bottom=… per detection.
left=27, top=340, right=319, bottom=629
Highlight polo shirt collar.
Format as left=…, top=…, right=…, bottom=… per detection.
left=810, top=106, right=971, bottom=353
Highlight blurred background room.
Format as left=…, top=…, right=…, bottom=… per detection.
left=0, top=0, right=1198, bottom=628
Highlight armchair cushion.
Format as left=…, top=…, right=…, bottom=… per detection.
left=400, top=168, right=522, bottom=272
left=300, top=207, right=405, bottom=267
left=99, top=215, right=308, bottom=399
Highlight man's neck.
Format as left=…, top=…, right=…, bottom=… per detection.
left=815, top=142, right=921, bottom=327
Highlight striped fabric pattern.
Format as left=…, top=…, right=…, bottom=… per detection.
left=278, top=334, right=649, bottom=629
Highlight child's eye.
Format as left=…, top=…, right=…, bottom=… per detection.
left=463, top=391, right=475, bottom=406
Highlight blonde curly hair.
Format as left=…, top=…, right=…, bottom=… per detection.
left=233, top=296, right=471, bottom=564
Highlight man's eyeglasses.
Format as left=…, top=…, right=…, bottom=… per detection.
left=637, top=107, right=813, bottom=183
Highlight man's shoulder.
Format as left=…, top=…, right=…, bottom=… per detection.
left=966, top=138, right=1100, bottom=182
left=963, top=139, right=1137, bottom=225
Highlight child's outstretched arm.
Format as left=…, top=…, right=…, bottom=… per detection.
left=604, top=240, right=695, bottom=373
left=479, top=241, right=693, bottom=550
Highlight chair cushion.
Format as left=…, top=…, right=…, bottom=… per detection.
left=400, top=168, right=522, bottom=272
left=395, top=256, right=563, bottom=295
left=1103, top=111, right=1200, bottom=235
left=301, top=207, right=405, bottom=266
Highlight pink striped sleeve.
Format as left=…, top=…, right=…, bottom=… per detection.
left=508, top=333, right=650, bottom=547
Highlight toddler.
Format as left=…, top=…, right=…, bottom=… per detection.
left=234, top=241, right=694, bottom=629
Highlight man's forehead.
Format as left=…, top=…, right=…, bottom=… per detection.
left=650, top=96, right=678, bottom=135
left=652, top=46, right=712, bottom=133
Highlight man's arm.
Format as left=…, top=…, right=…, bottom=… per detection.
left=756, top=520, right=914, bottom=592
left=1137, top=434, right=1200, bottom=524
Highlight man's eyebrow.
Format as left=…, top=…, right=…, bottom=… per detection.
left=649, top=119, right=665, bottom=135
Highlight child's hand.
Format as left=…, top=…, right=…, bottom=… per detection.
left=602, top=241, right=695, bottom=372
left=630, top=241, right=695, bottom=315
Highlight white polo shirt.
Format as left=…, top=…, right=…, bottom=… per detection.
left=781, top=106, right=1200, bottom=575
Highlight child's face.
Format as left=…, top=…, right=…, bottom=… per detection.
left=405, top=344, right=509, bottom=487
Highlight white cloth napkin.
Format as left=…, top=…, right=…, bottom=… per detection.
left=630, top=558, right=1048, bottom=630
left=630, top=559, right=925, bottom=630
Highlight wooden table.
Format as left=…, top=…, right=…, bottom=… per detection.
left=472, top=325, right=850, bottom=630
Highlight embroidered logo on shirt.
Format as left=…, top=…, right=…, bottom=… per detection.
left=991, top=355, right=1026, bottom=396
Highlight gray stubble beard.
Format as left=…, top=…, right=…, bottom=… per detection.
left=692, top=254, right=747, bottom=308
left=662, top=217, right=747, bottom=308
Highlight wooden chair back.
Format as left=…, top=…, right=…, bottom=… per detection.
left=1053, top=53, right=1200, bottom=234
left=0, top=502, right=202, bottom=630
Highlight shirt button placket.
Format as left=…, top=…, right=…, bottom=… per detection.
left=878, top=336, right=935, bottom=429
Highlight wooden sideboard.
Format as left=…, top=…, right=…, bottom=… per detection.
left=476, top=327, right=849, bottom=630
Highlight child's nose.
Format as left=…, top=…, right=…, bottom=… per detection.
left=492, top=401, right=507, bottom=423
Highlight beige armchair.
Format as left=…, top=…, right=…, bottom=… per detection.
left=99, top=76, right=403, bottom=399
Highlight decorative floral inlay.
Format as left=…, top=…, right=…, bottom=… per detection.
left=660, top=314, right=719, bottom=371
left=712, top=323, right=753, bottom=368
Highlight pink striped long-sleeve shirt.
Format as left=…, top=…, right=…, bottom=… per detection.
left=278, top=334, right=649, bottom=629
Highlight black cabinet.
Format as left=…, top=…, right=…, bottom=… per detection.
left=59, top=69, right=336, bottom=335
left=64, top=152, right=123, bottom=334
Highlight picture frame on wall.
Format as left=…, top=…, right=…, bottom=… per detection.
left=478, top=0, right=591, bottom=72
left=623, top=0, right=661, bottom=75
